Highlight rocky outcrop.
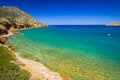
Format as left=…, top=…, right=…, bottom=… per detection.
left=0, top=26, right=8, bottom=44
left=0, top=6, right=46, bottom=27
left=0, top=24, right=8, bottom=35
left=0, top=18, right=10, bottom=44
left=106, top=21, right=120, bottom=26
left=0, top=18, right=11, bottom=30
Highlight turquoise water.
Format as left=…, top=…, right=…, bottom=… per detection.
left=6, top=25, right=120, bottom=80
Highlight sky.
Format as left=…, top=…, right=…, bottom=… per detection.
left=0, top=0, right=120, bottom=25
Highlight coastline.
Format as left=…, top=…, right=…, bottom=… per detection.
left=10, top=26, right=47, bottom=31
left=1, top=29, right=64, bottom=80
left=3, top=25, right=120, bottom=80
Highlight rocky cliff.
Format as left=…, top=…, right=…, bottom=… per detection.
left=0, top=18, right=12, bottom=44
left=0, top=6, right=46, bottom=27
left=0, top=6, right=46, bottom=44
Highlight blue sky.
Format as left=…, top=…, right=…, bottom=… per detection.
left=0, top=0, right=120, bottom=25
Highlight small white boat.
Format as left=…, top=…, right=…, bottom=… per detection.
left=107, top=34, right=111, bottom=36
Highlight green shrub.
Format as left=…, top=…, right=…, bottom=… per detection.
left=0, top=46, right=30, bottom=80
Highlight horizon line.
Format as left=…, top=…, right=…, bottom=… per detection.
left=47, top=24, right=105, bottom=26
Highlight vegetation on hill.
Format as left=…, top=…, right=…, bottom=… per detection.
left=0, top=46, right=30, bottom=80
left=0, top=6, right=46, bottom=27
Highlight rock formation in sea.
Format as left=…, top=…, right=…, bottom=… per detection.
left=106, top=21, right=120, bottom=26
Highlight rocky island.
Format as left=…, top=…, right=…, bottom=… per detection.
left=106, top=21, right=120, bottom=26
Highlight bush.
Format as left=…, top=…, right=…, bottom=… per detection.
left=0, top=46, right=30, bottom=80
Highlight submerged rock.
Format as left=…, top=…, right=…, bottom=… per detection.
left=15, top=32, right=19, bottom=35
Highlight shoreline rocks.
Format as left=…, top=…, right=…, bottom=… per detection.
left=7, top=44, right=15, bottom=50
left=0, top=17, right=45, bottom=44
left=0, top=33, right=11, bottom=44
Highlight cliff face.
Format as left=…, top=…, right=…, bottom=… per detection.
left=106, top=21, right=120, bottom=26
left=0, top=18, right=10, bottom=35
left=0, top=6, right=46, bottom=27
left=0, top=18, right=11, bottom=44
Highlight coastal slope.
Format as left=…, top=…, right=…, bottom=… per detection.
left=0, top=6, right=46, bottom=27
left=0, top=6, right=63, bottom=80
left=0, top=6, right=46, bottom=44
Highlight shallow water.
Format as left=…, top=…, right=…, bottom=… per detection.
left=6, top=25, right=120, bottom=80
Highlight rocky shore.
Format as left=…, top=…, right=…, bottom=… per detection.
left=0, top=6, right=64, bottom=80
left=0, top=25, right=64, bottom=80
left=0, top=43, right=63, bottom=80
left=14, top=53, right=63, bottom=80
left=0, top=17, right=45, bottom=44
left=0, top=19, right=63, bottom=79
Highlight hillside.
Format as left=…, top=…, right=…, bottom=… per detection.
left=0, top=6, right=47, bottom=44
left=0, top=6, right=46, bottom=27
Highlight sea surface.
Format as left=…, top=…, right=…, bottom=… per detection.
left=6, top=25, right=120, bottom=80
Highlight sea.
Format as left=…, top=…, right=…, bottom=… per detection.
left=6, top=25, right=120, bottom=80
